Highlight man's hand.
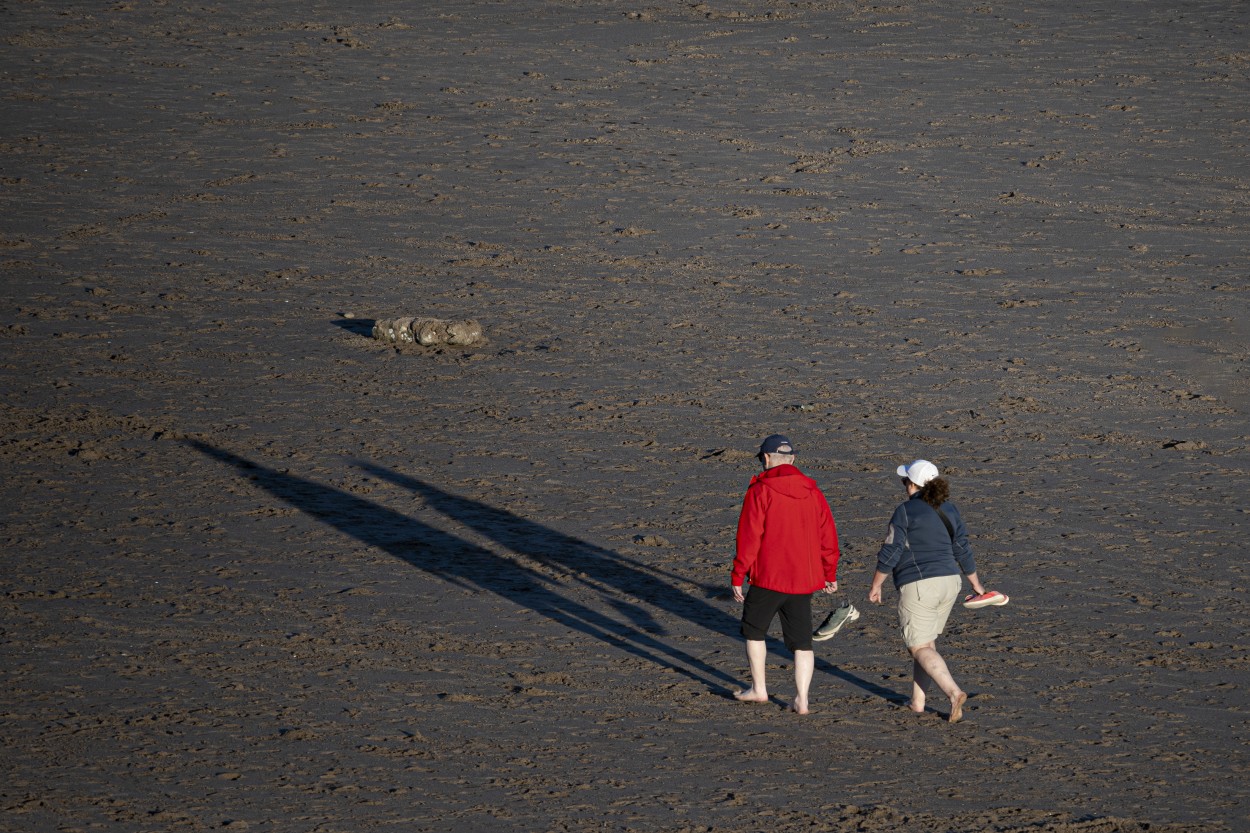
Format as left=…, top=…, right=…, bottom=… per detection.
left=732, top=584, right=745, bottom=603
left=823, top=581, right=838, bottom=594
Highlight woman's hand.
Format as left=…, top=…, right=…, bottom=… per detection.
left=869, top=570, right=889, bottom=604
left=823, top=580, right=838, bottom=595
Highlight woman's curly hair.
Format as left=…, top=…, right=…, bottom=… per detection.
left=918, top=477, right=950, bottom=509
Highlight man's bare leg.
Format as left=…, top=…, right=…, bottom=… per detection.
left=791, top=649, right=814, bottom=714
left=734, top=639, right=769, bottom=703
left=908, top=642, right=965, bottom=721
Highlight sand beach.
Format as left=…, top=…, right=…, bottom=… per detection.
left=2, top=1, right=1248, bottom=830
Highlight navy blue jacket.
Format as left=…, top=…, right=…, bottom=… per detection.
left=875, top=493, right=977, bottom=589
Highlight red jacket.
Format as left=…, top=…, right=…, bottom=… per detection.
left=732, top=464, right=840, bottom=594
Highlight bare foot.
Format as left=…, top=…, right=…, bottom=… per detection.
left=908, top=697, right=926, bottom=715
left=733, top=688, right=768, bottom=704
left=790, top=697, right=810, bottom=715
left=948, top=691, right=967, bottom=723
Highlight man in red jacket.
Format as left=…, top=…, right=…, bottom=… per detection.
left=731, top=434, right=840, bottom=714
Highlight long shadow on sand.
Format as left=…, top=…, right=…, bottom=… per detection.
left=187, top=440, right=901, bottom=704
left=187, top=440, right=738, bottom=690
left=355, top=461, right=733, bottom=634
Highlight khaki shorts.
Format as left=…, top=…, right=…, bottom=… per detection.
left=898, top=574, right=962, bottom=648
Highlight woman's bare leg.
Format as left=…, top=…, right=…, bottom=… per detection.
left=908, top=641, right=965, bottom=722
left=910, top=655, right=933, bottom=713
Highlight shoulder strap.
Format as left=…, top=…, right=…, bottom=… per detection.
left=934, top=505, right=955, bottom=541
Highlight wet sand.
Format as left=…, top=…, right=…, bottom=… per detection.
left=2, top=1, right=1248, bottom=830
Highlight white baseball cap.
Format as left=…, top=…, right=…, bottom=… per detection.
left=897, top=459, right=940, bottom=487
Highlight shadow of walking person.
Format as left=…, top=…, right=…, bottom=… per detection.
left=185, top=439, right=740, bottom=691
left=354, top=461, right=734, bottom=635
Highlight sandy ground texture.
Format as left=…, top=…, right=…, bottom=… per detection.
left=3, top=1, right=1249, bottom=831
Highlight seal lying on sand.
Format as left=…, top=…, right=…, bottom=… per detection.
left=372, top=317, right=485, bottom=347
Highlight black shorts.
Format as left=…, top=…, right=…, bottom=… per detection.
left=740, top=585, right=814, bottom=652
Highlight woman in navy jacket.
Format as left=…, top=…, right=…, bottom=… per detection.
left=869, top=459, right=988, bottom=723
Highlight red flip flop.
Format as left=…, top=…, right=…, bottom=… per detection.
left=963, top=590, right=1009, bottom=609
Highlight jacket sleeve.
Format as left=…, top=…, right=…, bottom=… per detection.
left=949, top=504, right=977, bottom=575
left=875, top=503, right=908, bottom=573
left=818, top=490, right=841, bottom=582
left=731, top=482, right=765, bottom=586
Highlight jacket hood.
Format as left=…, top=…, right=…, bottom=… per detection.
left=753, top=464, right=819, bottom=499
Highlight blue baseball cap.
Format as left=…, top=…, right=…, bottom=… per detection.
left=758, top=434, right=795, bottom=456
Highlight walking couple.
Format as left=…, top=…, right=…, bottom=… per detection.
left=730, top=434, right=1001, bottom=721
